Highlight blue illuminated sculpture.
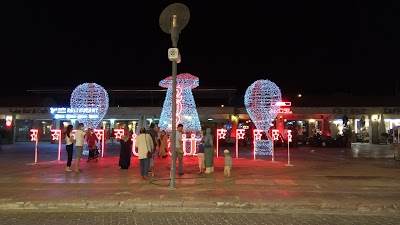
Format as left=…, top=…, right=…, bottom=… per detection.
left=159, top=73, right=202, bottom=136
left=244, top=79, right=282, bottom=155
left=70, top=82, right=109, bottom=129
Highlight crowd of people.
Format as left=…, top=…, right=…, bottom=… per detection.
left=63, top=123, right=233, bottom=179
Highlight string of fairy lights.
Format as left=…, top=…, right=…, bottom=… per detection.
left=245, top=79, right=282, bottom=155
left=68, top=78, right=281, bottom=157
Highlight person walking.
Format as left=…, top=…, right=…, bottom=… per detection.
left=174, top=124, right=184, bottom=176
left=135, top=127, right=154, bottom=180
left=203, top=127, right=214, bottom=174
left=64, top=125, right=74, bottom=172
left=74, top=123, right=86, bottom=173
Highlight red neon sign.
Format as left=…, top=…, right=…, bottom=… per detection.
left=176, top=86, right=183, bottom=125
left=271, top=101, right=293, bottom=114
left=271, top=101, right=291, bottom=106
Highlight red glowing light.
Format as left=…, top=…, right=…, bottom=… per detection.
left=253, top=129, right=263, bottom=141
left=114, top=129, right=125, bottom=140
left=237, top=129, right=246, bottom=139
left=272, top=129, right=280, bottom=140
left=271, top=101, right=291, bottom=106
left=30, top=129, right=39, bottom=142
left=51, top=129, right=61, bottom=140
left=217, top=128, right=227, bottom=139
left=287, top=130, right=293, bottom=142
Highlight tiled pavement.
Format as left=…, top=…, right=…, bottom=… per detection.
left=0, top=142, right=399, bottom=213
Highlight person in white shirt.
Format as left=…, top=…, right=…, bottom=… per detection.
left=135, top=127, right=154, bottom=180
left=74, top=123, right=86, bottom=173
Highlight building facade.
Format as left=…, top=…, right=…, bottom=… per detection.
left=1, top=105, right=399, bottom=145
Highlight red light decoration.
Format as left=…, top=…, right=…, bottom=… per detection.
left=131, top=133, right=138, bottom=156
left=286, top=129, right=294, bottom=167
left=236, top=129, right=245, bottom=139
left=182, top=133, right=201, bottom=156
left=51, top=129, right=61, bottom=141
left=272, top=129, right=280, bottom=140
left=30, top=129, right=39, bottom=142
left=114, top=129, right=125, bottom=140
left=253, top=129, right=263, bottom=141
left=51, top=129, right=62, bottom=161
left=253, top=129, right=264, bottom=160
left=175, top=86, right=183, bottom=125
left=216, top=128, right=227, bottom=157
left=271, top=101, right=291, bottom=106
left=235, top=129, right=246, bottom=159
left=287, top=130, right=292, bottom=142
left=217, top=129, right=227, bottom=139
left=94, top=129, right=105, bottom=158
left=271, top=101, right=292, bottom=114
left=30, top=129, right=39, bottom=164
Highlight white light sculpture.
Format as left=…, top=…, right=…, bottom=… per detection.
left=70, top=82, right=109, bottom=129
left=159, top=73, right=201, bottom=135
left=244, top=79, right=282, bottom=156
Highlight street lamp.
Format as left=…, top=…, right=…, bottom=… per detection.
left=159, top=3, right=190, bottom=189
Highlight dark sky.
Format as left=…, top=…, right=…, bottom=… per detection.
left=0, top=0, right=399, bottom=97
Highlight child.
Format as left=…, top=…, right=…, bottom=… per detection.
left=86, top=128, right=98, bottom=162
left=224, top=149, right=232, bottom=177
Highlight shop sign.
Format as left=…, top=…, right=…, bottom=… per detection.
left=9, top=107, right=49, bottom=114
left=332, top=107, right=366, bottom=114
left=384, top=108, right=400, bottom=114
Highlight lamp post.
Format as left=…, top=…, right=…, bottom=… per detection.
left=159, top=3, right=190, bottom=189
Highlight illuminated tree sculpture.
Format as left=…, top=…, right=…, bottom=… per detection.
left=159, top=73, right=202, bottom=136
left=244, top=79, right=282, bottom=155
left=70, top=82, right=109, bottom=129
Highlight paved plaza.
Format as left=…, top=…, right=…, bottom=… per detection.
left=0, top=141, right=399, bottom=214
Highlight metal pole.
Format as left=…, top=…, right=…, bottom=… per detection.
left=170, top=61, right=177, bottom=189
left=271, top=136, right=275, bottom=162
left=169, top=22, right=179, bottom=189
left=287, top=143, right=290, bottom=165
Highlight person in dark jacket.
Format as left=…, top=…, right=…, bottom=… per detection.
left=119, top=130, right=133, bottom=169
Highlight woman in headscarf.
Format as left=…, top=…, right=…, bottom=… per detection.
left=203, top=128, right=214, bottom=173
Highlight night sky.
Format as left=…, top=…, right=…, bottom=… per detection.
left=0, top=1, right=399, bottom=97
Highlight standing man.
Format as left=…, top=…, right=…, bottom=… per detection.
left=175, top=123, right=184, bottom=176
left=74, top=123, right=86, bottom=173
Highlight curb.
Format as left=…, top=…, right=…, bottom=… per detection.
left=0, top=201, right=398, bottom=213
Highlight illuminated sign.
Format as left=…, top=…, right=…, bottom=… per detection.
left=50, top=107, right=100, bottom=119
left=5, top=116, right=12, bottom=128
left=287, top=130, right=292, bottom=142
left=114, top=129, right=125, bottom=140
left=271, top=102, right=291, bottom=106
left=175, top=86, right=183, bottom=125
left=272, top=129, right=280, bottom=140
left=270, top=102, right=293, bottom=114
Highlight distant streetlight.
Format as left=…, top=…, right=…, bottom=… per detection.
left=297, top=93, right=302, bottom=98
left=159, top=3, right=190, bottom=189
